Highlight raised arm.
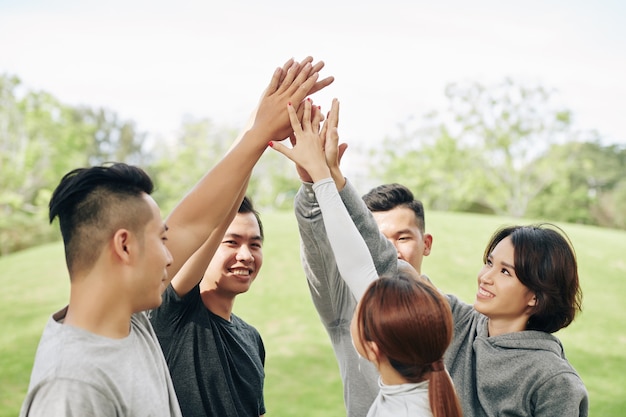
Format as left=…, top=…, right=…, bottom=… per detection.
left=270, top=99, right=378, bottom=300
left=164, top=57, right=334, bottom=278
left=168, top=85, right=261, bottom=297
left=321, top=101, right=398, bottom=279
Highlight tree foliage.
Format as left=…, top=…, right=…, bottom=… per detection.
left=0, top=74, right=147, bottom=255
left=528, top=138, right=626, bottom=227
left=1, top=73, right=625, bottom=256
left=147, top=116, right=238, bottom=215
left=373, top=78, right=625, bottom=228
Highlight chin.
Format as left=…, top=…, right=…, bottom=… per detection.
left=144, top=296, right=163, bottom=311
left=236, top=286, right=252, bottom=295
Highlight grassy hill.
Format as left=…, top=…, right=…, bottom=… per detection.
left=1, top=210, right=624, bottom=416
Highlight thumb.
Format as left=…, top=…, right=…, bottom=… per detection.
left=337, top=143, right=349, bottom=163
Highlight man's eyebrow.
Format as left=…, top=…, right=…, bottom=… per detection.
left=224, top=233, right=262, bottom=241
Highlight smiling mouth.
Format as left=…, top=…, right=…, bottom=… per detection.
left=477, top=287, right=494, bottom=298
left=231, top=268, right=252, bottom=277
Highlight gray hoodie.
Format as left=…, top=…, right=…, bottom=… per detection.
left=446, top=294, right=588, bottom=416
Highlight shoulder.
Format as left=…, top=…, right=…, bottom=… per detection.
left=446, top=294, right=482, bottom=322
left=149, top=284, right=201, bottom=324
left=230, top=314, right=259, bottom=333
left=229, top=314, right=263, bottom=342
left=29, top=319, right=111, bottom=382
left=21, top=378, right=116, bottom=417
left=532, top=368, right=588, bottom=415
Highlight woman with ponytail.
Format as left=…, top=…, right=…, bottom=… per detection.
left=352, top=274, right=462, bottom=417
left=271, top=98, right=462, bottom=416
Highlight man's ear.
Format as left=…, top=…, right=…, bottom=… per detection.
left=528, top=293, right=538, bottom=308
left=112, top=229, right=132, bottom=263
left=423, top=233, right=433, bottom=256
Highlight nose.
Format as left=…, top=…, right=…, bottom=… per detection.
left=478, top=265, right=494, bottom=284
left=166, top=247, right=174, bottom=268
left=236, top=245, right=254, bottom=263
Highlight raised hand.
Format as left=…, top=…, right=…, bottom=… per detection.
left=251, top=57, right=334, bottom=143
left=268, top=99, right=331, bottom=182
left=322, top=99, right=348, bottom=190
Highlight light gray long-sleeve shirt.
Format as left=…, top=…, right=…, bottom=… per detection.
left=294, top=179, right=398, bottom=417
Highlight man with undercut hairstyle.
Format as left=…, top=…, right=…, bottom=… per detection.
left=19, top=56, right=334, bottom=417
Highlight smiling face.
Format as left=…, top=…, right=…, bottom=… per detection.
left=203, top=212, right=263, bottom=298
left=372, top=206, right=432, bottom=275
left=474, top=236, right=537, bottom=334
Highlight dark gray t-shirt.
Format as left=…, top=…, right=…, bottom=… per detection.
left=150, top=284, right=265, bottom=417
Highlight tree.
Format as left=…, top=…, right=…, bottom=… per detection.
left=374, top=79, right=575, bottom=218
left=0, top=74, right=150, bottom=255
left=147, top=116, right=239, bottom=215
left=0, top=75, right=94, bottom=254
left=82, top=107, right=147, bottom=165
left=528, top=138, right=626, bottom=228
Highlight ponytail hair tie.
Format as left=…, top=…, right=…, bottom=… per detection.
left=430, top=359, right=445, bottom=372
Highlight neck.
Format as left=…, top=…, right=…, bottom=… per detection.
left=375, top=356, right=414, bottom=386
left=65, top=276, right=133, bottom=339
left=200, top=287, right=236, bottom=321
left=487, top=316, right=528, bottom=336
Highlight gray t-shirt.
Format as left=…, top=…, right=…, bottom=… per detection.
left=20, top=308, right=181, bottom=417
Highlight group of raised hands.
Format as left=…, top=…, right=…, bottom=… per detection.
left=270, top=97, right=346, bottom=188
left=245, top=55, right=347, bottom=190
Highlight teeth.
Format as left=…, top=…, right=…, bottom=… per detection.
left=232, top=269, right=250, bottom=276
left=478, top=288, right=494, bottom=298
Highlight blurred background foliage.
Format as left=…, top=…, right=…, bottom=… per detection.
left=1, top=73, right=625, bottom=256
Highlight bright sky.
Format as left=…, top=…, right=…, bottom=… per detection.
left=1, top=0, right=625, bottom=154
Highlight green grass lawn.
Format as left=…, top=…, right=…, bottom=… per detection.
left=1, top=210, right=625, bottom=416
